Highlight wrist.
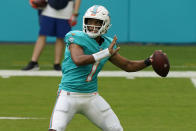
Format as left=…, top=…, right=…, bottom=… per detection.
left=92, top=48, right=111, bottom=62
left=72, top=11, right=79, bottom=16
left=144, top=57, right=152, bottom=66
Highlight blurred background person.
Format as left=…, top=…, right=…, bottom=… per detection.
left=22, top=0, right=81, bottom=71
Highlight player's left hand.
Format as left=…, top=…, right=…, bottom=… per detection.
left=108, top=35, right=120, bottom=56
left=69, top=14, right=78, bottom=27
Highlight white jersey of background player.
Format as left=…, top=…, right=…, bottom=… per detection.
left=49, top=5, right=153, bottom=131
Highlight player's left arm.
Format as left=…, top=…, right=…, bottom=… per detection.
left=109, top=53, right=150, bottom=72
left=108, top=36, right=151, bottom=72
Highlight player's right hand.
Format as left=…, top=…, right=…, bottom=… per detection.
left=108, top=35, right=120, bottom=56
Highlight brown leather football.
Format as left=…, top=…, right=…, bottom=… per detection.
left=152, top=50, right=170, bottom=77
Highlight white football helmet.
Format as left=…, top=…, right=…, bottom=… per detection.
left=83, top=5, right=111, bottom=38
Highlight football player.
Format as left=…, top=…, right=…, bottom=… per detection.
left=49, top=5, right=152, bottom=131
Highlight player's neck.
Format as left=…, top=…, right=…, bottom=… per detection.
left=94, top=36, right=104, bottom=46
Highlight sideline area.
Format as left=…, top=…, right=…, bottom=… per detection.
left=0, top=70, right=196, bottom=87
left=0, top=70, right=196, bottom=78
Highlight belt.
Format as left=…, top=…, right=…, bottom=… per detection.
left=60, top=90, right=98, bottom=96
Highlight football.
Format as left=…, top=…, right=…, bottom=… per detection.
left=29, top=0, right=47, bottom=9
left=152, top=50, right=170, bottom=77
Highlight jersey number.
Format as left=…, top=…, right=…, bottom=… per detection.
left=86, top=62, right=99, bottom=82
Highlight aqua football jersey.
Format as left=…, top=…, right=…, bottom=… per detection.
left=59, top=31, right=114, bottom=93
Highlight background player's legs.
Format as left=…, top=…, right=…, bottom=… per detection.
left=53, top=38, right=65, bottom=70
left=31, top=35, right=46, bottom=62
left=54, top=18, right=70, bottom=71
left=83, top=95, right=123, bottom=131
left=22, top=35, right=46, bottom=70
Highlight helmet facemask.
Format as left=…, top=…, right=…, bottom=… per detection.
left=83, top=18, right=104, bottom=38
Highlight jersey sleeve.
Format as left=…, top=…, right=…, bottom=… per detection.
left=65, top=31, right=86, bottom=48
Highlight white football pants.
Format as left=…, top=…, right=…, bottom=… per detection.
left=49, top=90, right=123, bottom=131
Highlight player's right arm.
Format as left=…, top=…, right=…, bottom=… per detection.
left=68, top=34, right=119, bottom=66
left=67, top=33, right=121, bottom=66
left=69, top=43, right=95, bottom=66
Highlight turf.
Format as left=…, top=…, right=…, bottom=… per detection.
left=0, top=43, right=196, bottom=130
left=0, top=44, right=196, bottom=70
left=0, top=76, right=196, bottom=131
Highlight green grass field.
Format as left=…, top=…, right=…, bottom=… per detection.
left=0, top=77, right=196, bottom=131
left=0, top=44, right=196, bottom=70
left=0, top=44, right=196, bottom=130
